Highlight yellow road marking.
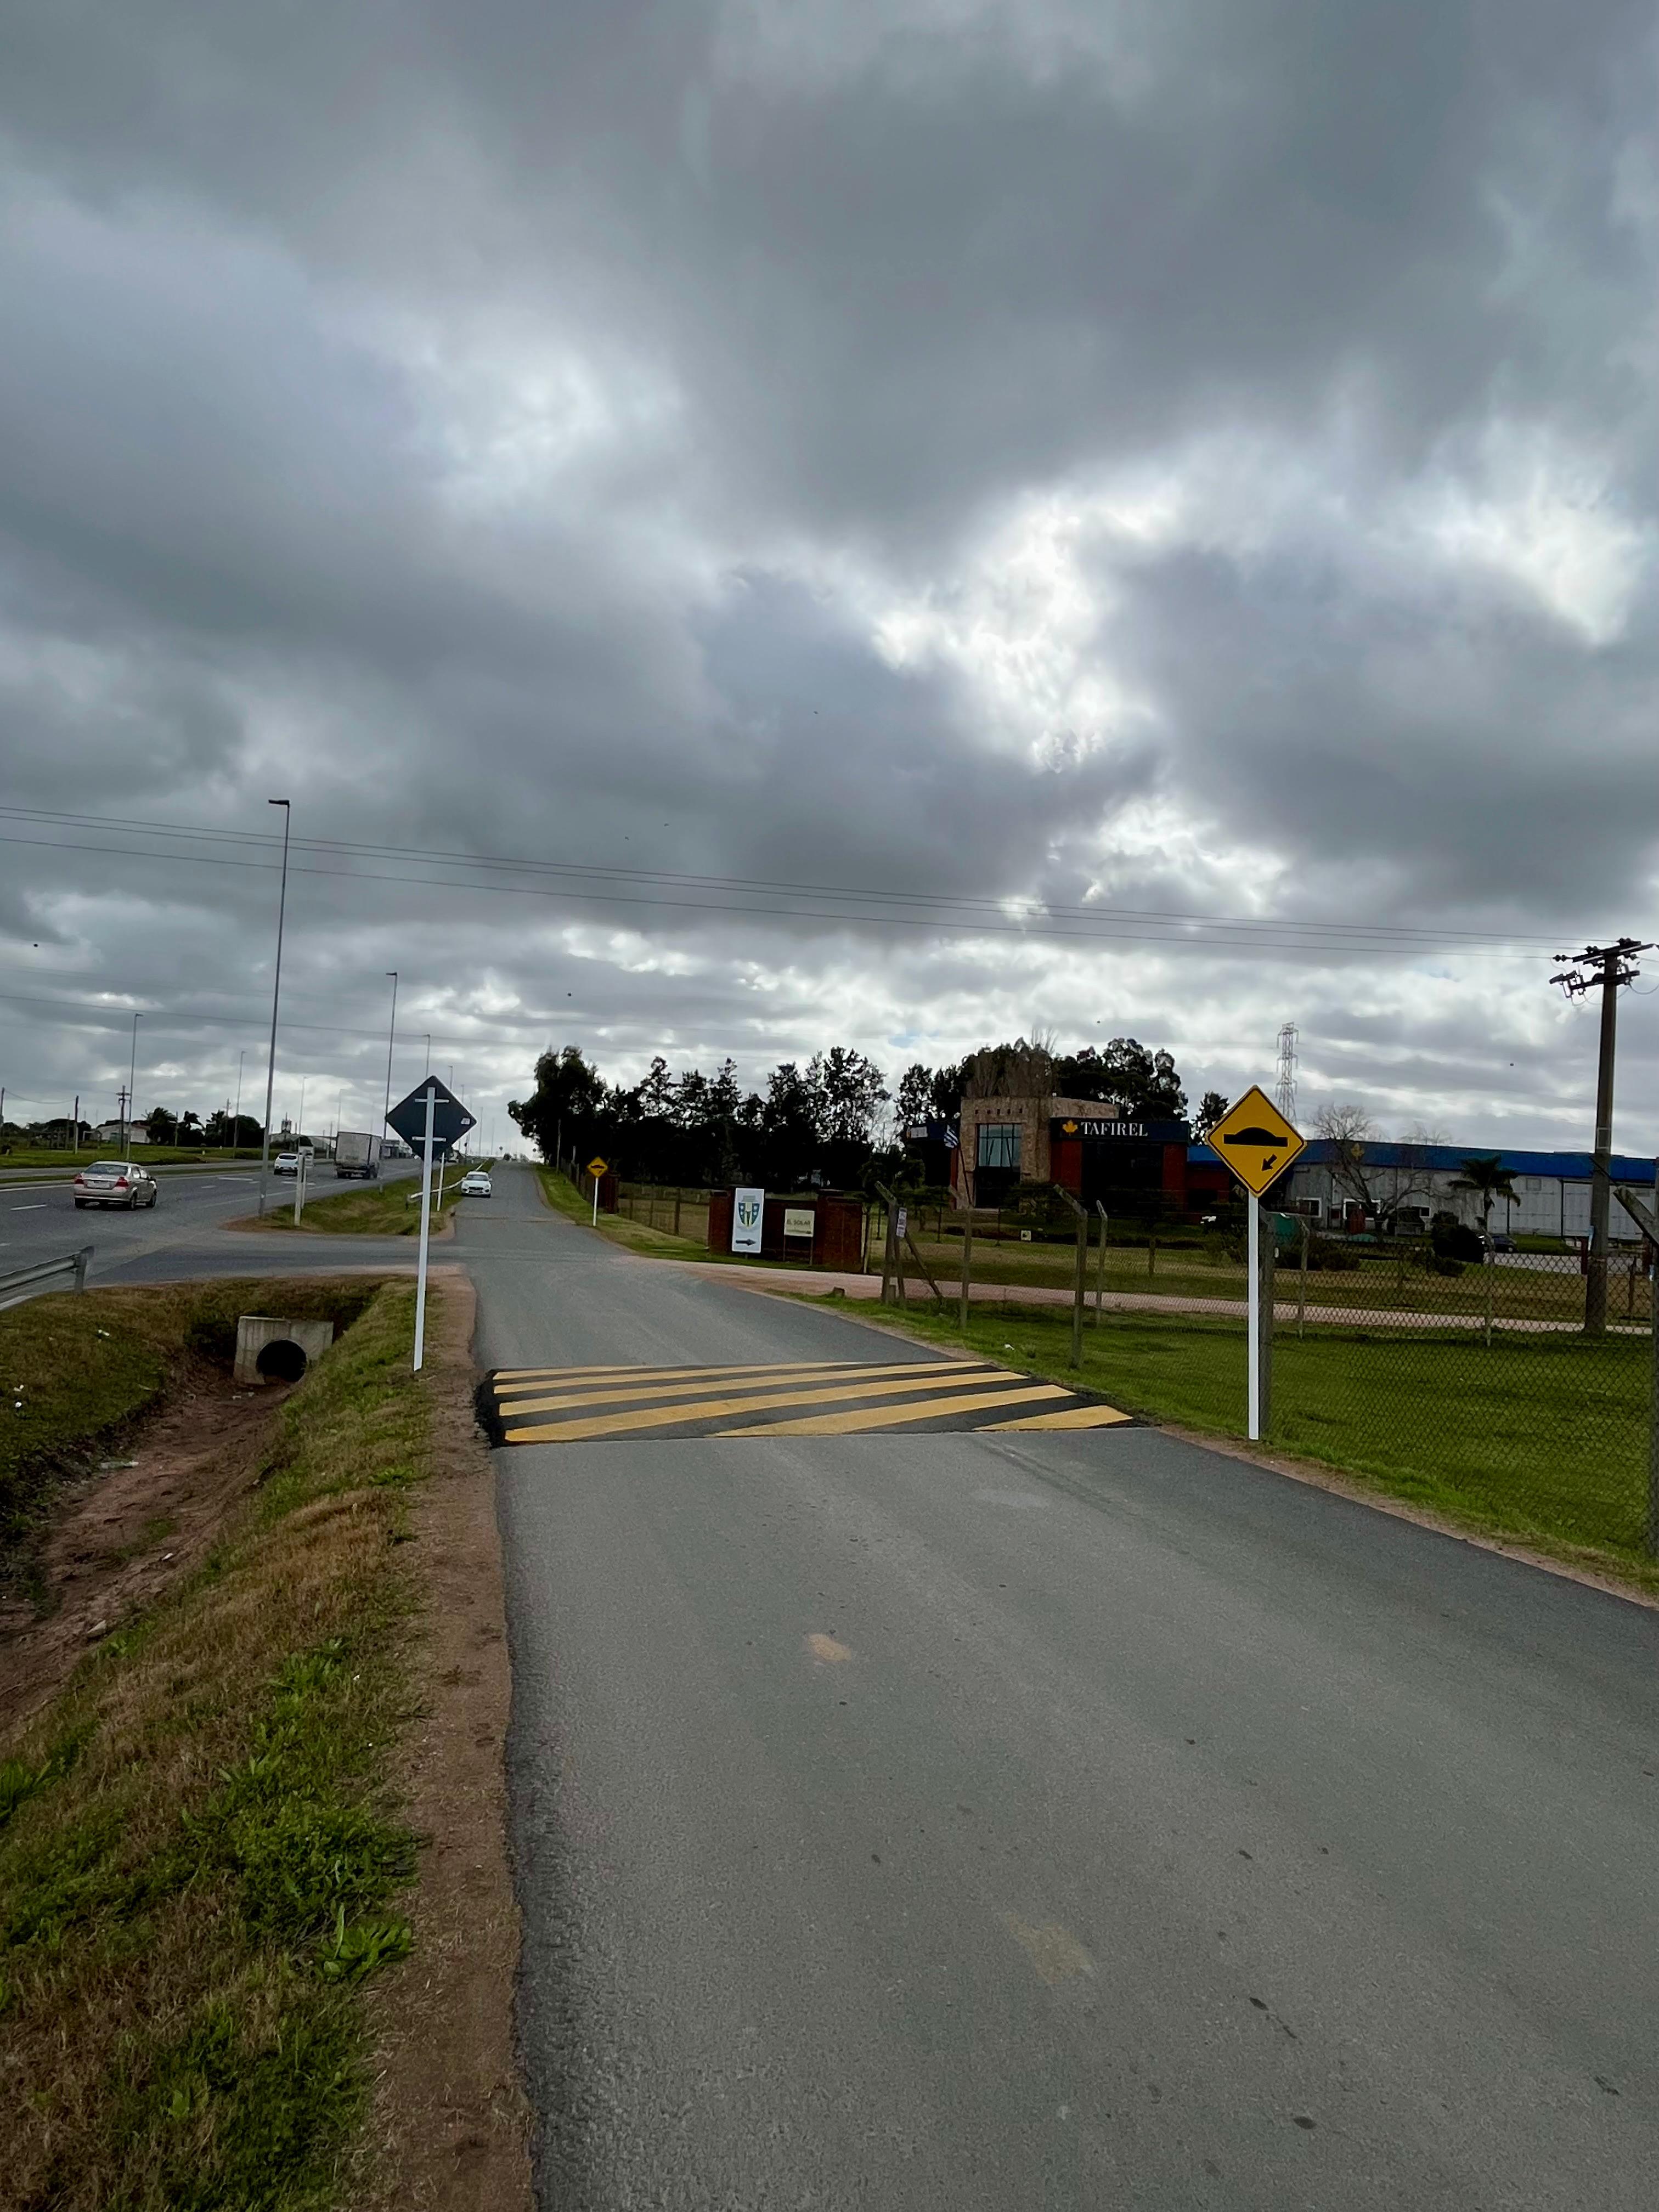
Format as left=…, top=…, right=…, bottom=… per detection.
left=719, top=1384, right=1073, bottom=1436
left=493, top=1359, right=873, bottom=1385
left=980, top=1403, right=1132, bottom=1431
left=494, top=1360, right=1001, bottom=1419
left=503, top=1369, right=1028, bottom=1443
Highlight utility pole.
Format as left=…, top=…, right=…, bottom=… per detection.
left=382, top=971, right=398, bottom=1143
left=1274, top=1023, right=1299, bottom=1126
left=1553, top=937, right=1651, bottom=1336
left=126, top=1012, right=141, bottom=1155
left=258, top=798, right=292, bottom=1217
left=233, top=1049, right=245, bottom=1152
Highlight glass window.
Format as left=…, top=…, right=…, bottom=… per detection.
left=977, top=1122, right=1021, bottom=1171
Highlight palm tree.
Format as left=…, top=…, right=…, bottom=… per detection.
left=1452, top=1155, right=1519, bottom=1345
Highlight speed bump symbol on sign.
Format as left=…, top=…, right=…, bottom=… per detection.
left=1207, top=1085, right=1305, bottom=1197
left=587, top=1156, right=609, bottom=1177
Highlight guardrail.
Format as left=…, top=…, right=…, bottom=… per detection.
left=0, top=1244, right=93, bottom=1313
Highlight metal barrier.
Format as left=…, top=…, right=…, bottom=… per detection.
left=0, top=1244, right=93, bottom=1313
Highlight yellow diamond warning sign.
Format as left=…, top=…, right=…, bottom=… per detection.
left=1206, top=1085, right=1304, bottom=1197
left=586, top=1156, right=609, bottom=1178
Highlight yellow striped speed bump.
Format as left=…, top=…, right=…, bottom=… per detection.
left=478, top=1359, right=1133, bottom=1445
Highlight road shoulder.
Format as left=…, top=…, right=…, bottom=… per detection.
left=361, top=1268, right=532, bottom=2210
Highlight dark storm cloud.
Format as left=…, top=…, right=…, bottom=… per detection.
left=1, top=1, right=1656, bottom=1143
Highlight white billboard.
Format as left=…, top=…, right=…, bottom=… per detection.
left=732, top=1186, right=765, bottom=1254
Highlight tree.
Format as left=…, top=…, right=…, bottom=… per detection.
left=1452, top=1155, right=1519, bottom=1346
left=1054, top=1039, right=1187, bottom=1121
left=1314, top=1103, right=1438, bottom=1232
left=1452, top=1154, right=1519, bottom=1238
left=1193, top=1090, right=1229, bottom=1141
left=894, top=1063, right=934, bottom=1132
left=806, top=1047, right=888, bottom=1186
left=508, top=1045, right=609, bottom=1163
left=144, top=1106, right=176, bottom=1143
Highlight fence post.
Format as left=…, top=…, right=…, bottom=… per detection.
left=1095, top=1202, right=1108, bottom=1321
left=1297, top=1214, right=1309, bottom=1339
left=674, top=1188, right=682, bottom=1236
left=876, top=1182, right=901, bottom=1306
left=1054, top=1187, right=1088, bottom=1368
left=958, top=1205, right=974, bottom=1333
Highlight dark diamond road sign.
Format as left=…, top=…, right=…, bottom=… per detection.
left=386, top=1076, right=476, bottom=1158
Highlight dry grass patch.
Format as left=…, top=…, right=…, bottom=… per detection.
left=0, top=1282, right=439, bottom=2210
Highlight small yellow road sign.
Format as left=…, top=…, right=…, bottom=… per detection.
left=587, top=1156, right=609, bottom=1177
left=1206, top=1085, right=1304, bottom=1197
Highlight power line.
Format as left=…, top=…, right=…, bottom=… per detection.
left=0, top=811, right=1576, bottom=960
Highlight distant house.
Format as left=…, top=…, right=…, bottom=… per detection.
left=91, top=1120, right=130, bottom=1146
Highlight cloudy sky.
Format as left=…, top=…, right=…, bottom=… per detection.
left=3, top=0, right=1657, bottom=1153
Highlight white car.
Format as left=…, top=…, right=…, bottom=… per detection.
left=74, top=1161, right=159, bottom=1209
left=459, top=1170, right=492, bottom=1196
left=273, top=1152, right=301, bottom=1176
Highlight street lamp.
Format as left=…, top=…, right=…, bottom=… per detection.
left=233, top=1049, right=245, bottom=1152
left=257, top=799, right=292, bottom=1217
left=126, top=1012, right=141, bottom=1155
left=382, top=971, right=398, bottom=1142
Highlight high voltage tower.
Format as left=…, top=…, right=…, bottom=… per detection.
left=1274, top=1024, right=1299, bottom=1125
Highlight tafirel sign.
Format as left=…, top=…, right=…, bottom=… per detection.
left=783, top=1206, right=815, bottom=1242
left=732, top=1186, right=765, bottom=1255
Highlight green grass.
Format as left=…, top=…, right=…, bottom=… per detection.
left=0, top=1279, right=439, bottom=2210
left=241, top=1162, right=493, bottom=1237
left=0, top=1279, right=382, bottom=1563
left=533, top=1164, right=706, bottom=1257
left=832, top=1296, right=1659, bottom=1587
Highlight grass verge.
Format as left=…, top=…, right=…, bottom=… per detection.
left=533, top=1164, right=706, bottom=1257
left=0, top=1280, right=439, bottom=2208
left=0, top=1279, right=381, bottom=1563
left=238, top=1164, right=490, bottom=1237
left=826, top=1295, right=1659, bottom=1595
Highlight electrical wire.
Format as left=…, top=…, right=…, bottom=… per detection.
left=0, top=808, right=1576, bottom=959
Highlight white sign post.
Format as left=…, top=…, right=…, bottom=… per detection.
left=293, top=1148, right=307, bottom=1227
left=1246, top=1197, right=1261, bottom=1441
left=413, top=1080, right=436, bottom=1374
left=732, top=1186, right=765, bottom=1255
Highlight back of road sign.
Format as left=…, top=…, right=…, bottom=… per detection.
left=386, top=1075, right=476, bottom=1157
left=1207, top=1085, right=1305, bottom=1197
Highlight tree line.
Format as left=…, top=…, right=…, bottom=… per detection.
left=508, top=1033, right=1214, bottom=1191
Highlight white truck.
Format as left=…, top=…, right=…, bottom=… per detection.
left=334, top=1130, right=381, bottom=1180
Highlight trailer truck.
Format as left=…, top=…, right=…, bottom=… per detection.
left=334, top=1130, right=381, bottom=1179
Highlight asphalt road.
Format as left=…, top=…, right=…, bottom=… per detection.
left=0, top=1154, right=426, bottom=1286
left=461, top=1164, right=1659, bottom=2209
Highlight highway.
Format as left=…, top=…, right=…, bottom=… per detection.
left=460, top=1164, right=1659, bottom=2209
left=0, top=1154, right=425, bottom=1286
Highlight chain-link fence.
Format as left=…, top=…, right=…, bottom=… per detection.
left=1256, top=1231, right=1656, bottom=1560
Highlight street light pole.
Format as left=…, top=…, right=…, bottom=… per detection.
left=126, top=1012, right=141, bottom=1155
left=233, top=1049, right=245, bottom=1152
left=382, top=971, right=398, bottom=1141
left=257, top=799, right=292, bottom=1218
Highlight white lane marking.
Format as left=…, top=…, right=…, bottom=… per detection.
left=8, top=1204, right=47, bottom=1211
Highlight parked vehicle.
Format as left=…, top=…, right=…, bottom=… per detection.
left=1486, top=1232, right=1516, bottom=1253
left=459, top=1170, right=492, bottom=1196
left=334, top=1130, right=381, bottom=1180
left=74, top=1161, right=159, bottom=1210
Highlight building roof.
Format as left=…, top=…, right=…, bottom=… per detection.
left=1188, top=1140, right=1656, bottom=1184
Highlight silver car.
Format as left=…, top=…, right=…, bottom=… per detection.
left=74, top=1161, right=160, bottom=1210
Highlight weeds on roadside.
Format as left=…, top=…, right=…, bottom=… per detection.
left=0, top=1283, right=435, bottom=2211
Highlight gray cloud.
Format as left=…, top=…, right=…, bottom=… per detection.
left=1, top=2, right=1657, bottom=1149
